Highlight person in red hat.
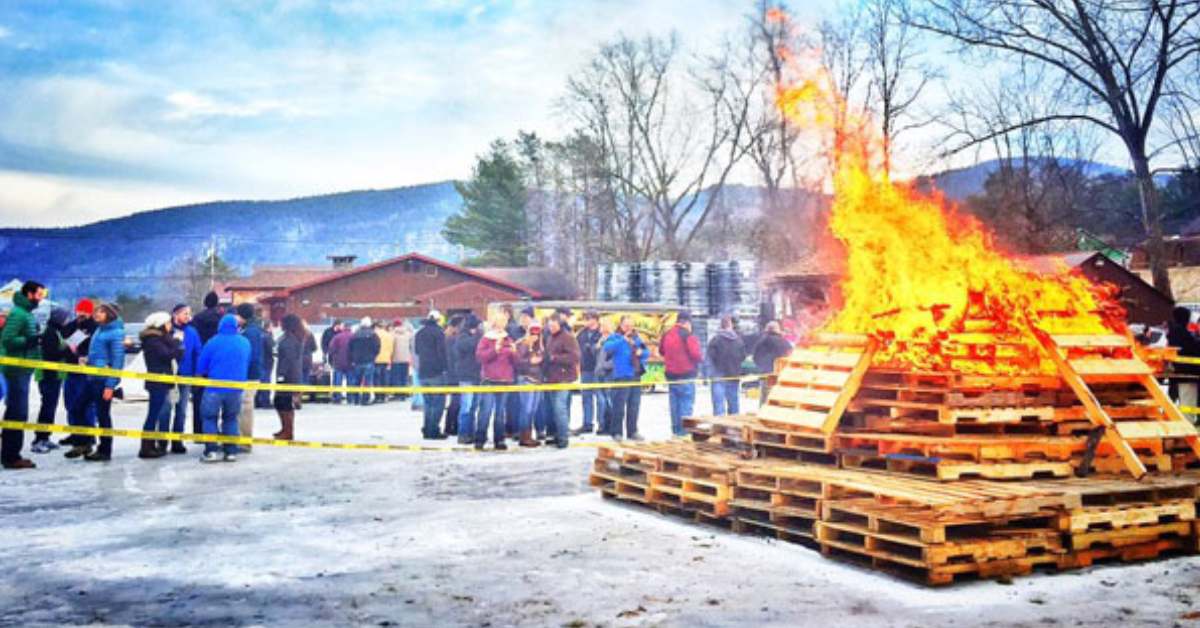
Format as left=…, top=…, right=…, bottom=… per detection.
left=59, top=299, right=98, bottom=450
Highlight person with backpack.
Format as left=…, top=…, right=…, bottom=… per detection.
left=660, top=312, right=703, bottom=438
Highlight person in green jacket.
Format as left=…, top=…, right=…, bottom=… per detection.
left=2, top=281, right=46, bottom=470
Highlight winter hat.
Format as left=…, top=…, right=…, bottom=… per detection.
left=520, top=306, right=535, bottom=318
left=144, top=311, right=171, bottom=330
left=464, top=314, right=481, bottom=331
left=359, top=316, right=372, bottom=328
left=74, top=298, right=95, bottom=316
left=392, top=318, right=404, bottom=327
left=203, top=291, right=219, bottom=308
left=49, top=307, right=71, bottom=327
left=427, top=309, right=442, bottom=322
left=171, top=302, right=189, bottom=314
left=98, top=302, right=121, bottom=321
left=236, top=303, right=256, bottom=320
left=677, top=311, right=691, bottom=323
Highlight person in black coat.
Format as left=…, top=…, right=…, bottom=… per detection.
left=31, top=308, right=73, bottom=453
left=189, top=291, right=224, bottom=434
left=273, top=314, right=305, bottom=440
left=414, top=312, right=448, bottom=439
left=139, top=312, right=183, bottom=459
left=751, top=321, right=793, bottom=407
left=348, top=318, right=381, bottom=406
left=707, top=316, right=747, bottom=416
left=442, top=315, right=464, bottom=436
left=450, top=315, right=483, bottom=444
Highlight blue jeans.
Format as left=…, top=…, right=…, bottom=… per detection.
left=390, top=363, right=409, bottom=392
left=421, top=374, right=446, bottom=437
left=475, top=391, right=507, bottom=445
left=333, top=369, right=354, bottom=403
left=579, top=373, right=599, bottom=431
left=457, top=381, right=479, bottom=439
left=519, top=390, right=541, bottom=433
left=35, top=375, right=64, bottom=441
left=171, top=384, right=191, bottom=434
left=667, top=380, right=696, bottom=436
left=352, top=364, right=375, bottom=405
left=505, top=392, right=520, bottom=436
left=711, top=380, right=740, bottom=416
left=608, top=379, right=641, bottom=438
left=68, top=379, right=113, bottom=454
left=1, top=372, right=31, bottom=464
left=143, top=386, right=172, bottom=434
left=548, top=390, right=570, bottom=447
left=201, top=389, right=242, bottom=455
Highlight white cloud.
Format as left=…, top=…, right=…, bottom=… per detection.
left=0, top=26, right=9, bottom=40
left=163, top=90, right=314, bottom=121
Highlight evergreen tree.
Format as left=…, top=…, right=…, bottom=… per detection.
left=444, top=140, right=530, bottom=267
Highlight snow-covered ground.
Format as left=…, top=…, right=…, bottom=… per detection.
left=2, top=388, right=1198, bottom=627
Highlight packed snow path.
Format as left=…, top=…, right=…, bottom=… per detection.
left=1, top=392, right=1198, bottom=627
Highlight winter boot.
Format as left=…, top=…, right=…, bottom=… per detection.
left=273, top=411, right=295, bottom=441
left=519, top=429, right=540, bottom=448
left=170, top=441, right=188, bottom=455
left=157, top=440, right=169, bottom=455
left=138, top=440, right=164, bottom=459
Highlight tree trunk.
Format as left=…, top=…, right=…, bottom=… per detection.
left=1131, top=152, right=1173, bottom=300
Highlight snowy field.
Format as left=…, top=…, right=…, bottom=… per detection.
left=2, top=387, right=1198, bottom=627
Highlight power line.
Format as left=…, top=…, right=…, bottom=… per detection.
left=0, top=233, right=449, bottom=246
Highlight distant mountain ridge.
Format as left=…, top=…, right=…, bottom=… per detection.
left=924, top=158, right=1129, bottom=201
left=0, top=182, right=465, bottom=303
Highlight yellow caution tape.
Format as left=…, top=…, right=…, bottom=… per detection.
left=1173, top=356, right=1200, bottom=366
left=0, top=355, right=766, bottom=394
left=0, top=420, right=608, bottom=453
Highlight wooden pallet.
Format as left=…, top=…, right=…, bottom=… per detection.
left=836, top=432, right=1082, bottom=462
left=758, top=335, right=875, bottom=434
left=839, top=452, right=1074, bottom=481
left=1056, top=500, right=1196, bottom=533
left=736, top=461, right=1078, bottom=516
left=1059, top=537, right=1192, bottom=569
left=1067, top=521, right=1194, bottom=551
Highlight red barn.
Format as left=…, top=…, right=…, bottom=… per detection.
left=262, top=252, right=540, bottom=323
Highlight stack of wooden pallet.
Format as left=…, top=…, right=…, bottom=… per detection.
left=591, top=330, right=1200, bottom=585
left=590, top=441, right=1200, bottom=584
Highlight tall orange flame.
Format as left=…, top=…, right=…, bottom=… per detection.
left=772, top=19, right=1124, bottom=374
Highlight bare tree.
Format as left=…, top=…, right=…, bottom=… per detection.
left=863, top=0, right=935, bottom=178
left=911, top=0, right=1200, bottom=298
left=563, top=33, right=754, bottom=261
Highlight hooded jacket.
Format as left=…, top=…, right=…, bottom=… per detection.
left=1168, top=321, right=1200, bottom=376
left=414, top=319, right=448, bottom=379
left=707, top=329, right=747, bottom=378
left=752, top=331, right=793, bottom=373
left=391, top=325, right=413, bottom=364
left=1, top=292, right=39, bottom=376
left=543, top=327, right=581, bottom=384
left=328, top=328, right=354, bottom=372
left=141, top=326, right=183, bottom=392
left=577, top=327, right=603, bottom=373
left=197, top=314, right=251, bottom=393
left=349, top=326, right=381, bottom=366
left=451, top=328, right=483, bottom=383
left=88, top=317, right=127, bottom=389
left=375, top=327, right=394, bottom=365
left=276, top=332, right=305, bottom=385
left=516, top=335, right=545, bottom=383
left=193, top=305, right=223, bottom=345
left=39, top=308, right=73, bottom=380
left=660, top=324, right=703, bottom=379
left=603, top=332, right=648, bottom=380
left=241, top=315, right=265, bottom=381
left=176, top=323, right=202, bottom=377
left=476, top=334, right=517, bottom=383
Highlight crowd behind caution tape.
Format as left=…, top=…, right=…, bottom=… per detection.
left=0, top=281, right=791, bottom=469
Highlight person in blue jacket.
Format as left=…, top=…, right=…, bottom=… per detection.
left=602, top=315, right=649, bottom=441
left=169, top=303, right=202, bottom=454
left=64, top=302, right=126, bottom=462
left=197, top=314, right=251, bottom=463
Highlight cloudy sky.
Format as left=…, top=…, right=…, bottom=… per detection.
left=0, top=1, right=848, bottom=228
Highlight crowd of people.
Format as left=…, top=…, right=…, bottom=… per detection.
left=0, top=279, right=796, bottom=470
